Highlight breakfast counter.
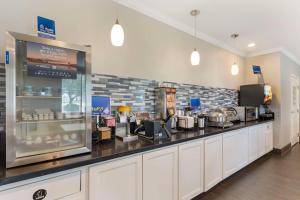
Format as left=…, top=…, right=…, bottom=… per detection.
left=0, top=119, right=273, bottom=187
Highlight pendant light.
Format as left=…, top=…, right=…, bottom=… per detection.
left=231, top=63, right=239, bottom=76
left=231, top=33, right=239, bottom=76
left=190, top=10, right=200, bottom=66
left=111, top=2, right=124, bottom=47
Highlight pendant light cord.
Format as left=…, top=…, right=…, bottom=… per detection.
left=194, top=14, right=197, bottom=38
left=115, top=0, right=119, bottom=21
left=191, top=10, right=200, bottom=42
left=235, top=36, right=238, bottom=64
left=231, top=34, right=239, bottom=64
left=235, top=36, right=237, bottom=63
left=234, top=37, right=236, bottom=64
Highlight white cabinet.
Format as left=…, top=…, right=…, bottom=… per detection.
left=248, top=123, right=272, bottom=163
left=248, top=125, right=259, bottom=163
left=222, top=128, right=248, bottom=179
left=223, top=130, right=240, bottom=178
left=257, top=125, right=266, bottom=158
left=143, top=146, right=178, bottom=200
left=265, top=122, right=274, bottom=153
left=238, top=128, right=249, bottom=169
left=179, top=140, right=204, bottom=200
left=89, top=155, right=142, bottom=200
left=0, top=170, right=84, bottom=200
left=204, top=135, right=223, bottom=191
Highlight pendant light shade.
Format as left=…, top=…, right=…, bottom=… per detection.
left=191, top=49, right=200, bottom=66
left=231, top=63, right=239, bottom=76
left=190, top=9, right=201, bottom=66
left=111, top=19, right=124, bottom=47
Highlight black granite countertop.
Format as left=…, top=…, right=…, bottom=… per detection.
left=0, top=120, right=272, bottom=186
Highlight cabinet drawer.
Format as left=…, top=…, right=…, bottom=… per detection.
left=0, top=171, right=81, bottom=200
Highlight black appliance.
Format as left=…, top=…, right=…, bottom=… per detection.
left=240, top=84, right=265, bottom=107
left=143, top=120, right=168, bottom=140
left=260, top=112, right=275, bottom=120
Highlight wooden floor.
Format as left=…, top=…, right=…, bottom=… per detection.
left=196, top=144, right=300, bottom=200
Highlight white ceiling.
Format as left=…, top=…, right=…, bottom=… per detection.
left=117, top=0, right=300, bottom=64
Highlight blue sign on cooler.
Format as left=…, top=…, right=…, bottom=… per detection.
left=92, top=96, right=111, bottom=116
left=37, top=16, right=56, bottom=39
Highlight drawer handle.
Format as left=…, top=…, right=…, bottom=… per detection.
left=33, top=189, right=47, bottom=200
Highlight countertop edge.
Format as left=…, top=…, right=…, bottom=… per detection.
left=0, top=120, right=273, bottom=187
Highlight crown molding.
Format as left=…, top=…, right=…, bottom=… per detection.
left=246, top=47, right=283, bottom=58
left=280, top=49, right=300, bottom=66
left=115, top=0, right=300, bottom=65
left=247, top=47, right=300, bottom=66
left=115, top=0, right=246, bottom=57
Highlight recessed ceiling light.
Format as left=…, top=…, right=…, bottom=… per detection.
left=248, top=43, right=256, bottom=48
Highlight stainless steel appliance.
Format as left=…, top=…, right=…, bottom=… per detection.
left=221, top=107, right=240, bottom=122
left=155, top=87, right=176, bottom=120
left=155, top=87, right=177, bottom=137
left=115, top=106, right=138, bottom=142
left=235, top=106, right=259, bottom=122
left=197, top=115, right=206, bottom=129
left=5, top=32, right=92, bottom=168
left=207, top=108, right=234, bottom=128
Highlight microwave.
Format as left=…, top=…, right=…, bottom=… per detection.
left=235, top=107, right=259, bottom=122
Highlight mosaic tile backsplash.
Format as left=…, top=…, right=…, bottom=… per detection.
left=92, top=74, right=239, bottom=114
left=0, top=70, right=238, bottom=128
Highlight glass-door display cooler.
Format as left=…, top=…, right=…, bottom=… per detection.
left=5, top=32, right=92, bottom=168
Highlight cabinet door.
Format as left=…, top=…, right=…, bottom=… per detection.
left=257, top=125, right=266, bottom=158
left=179, top=140, right=204, bottom=200
left=248, top=126, right=258, bottom=163
left=238, top=128, right=249, bottom=169
left=89, top=155, right=142, bottom=200
left=265, top=123, right=274, bottom=153
left=204, top=135, right=223, bottom=191
left=223, top=130, right=240, bottom=179
left=143, top=146, right=178, bottom=200
left=223, top=129, right=249, bottom=179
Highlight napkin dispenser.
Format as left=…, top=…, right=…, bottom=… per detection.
left=178, top=116, right=194, bottom=129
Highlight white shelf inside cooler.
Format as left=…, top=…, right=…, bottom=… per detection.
left=16, top=95, right=62, bottom=99
left=16, top=118, right=85, bottom=124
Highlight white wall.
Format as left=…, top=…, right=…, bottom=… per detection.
left=246, top=53, right=300, bottom=149
left=0, top=0, right=245, bottom=89
left=245, top=53, right=281, bottom=148
left=280, top=54, right=300, bottom=148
